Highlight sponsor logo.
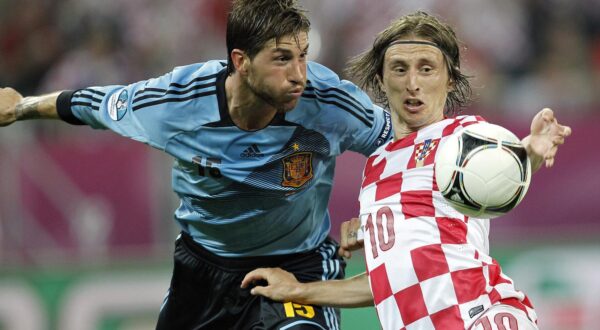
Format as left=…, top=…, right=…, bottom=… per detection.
left=282, top=152, right=313, bottom=188
left=240, top=144, right=264, bottom=158
left=469, top=305, right=485, bottom=318
left=108, top=89, right=128, bottom=121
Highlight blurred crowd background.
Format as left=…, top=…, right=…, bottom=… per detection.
left=0, top=1, right=599, bottom=329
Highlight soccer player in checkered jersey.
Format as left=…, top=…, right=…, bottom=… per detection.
left=0, top=1, right=396, bottom=329
left=242, top=11, right=572, bottom=330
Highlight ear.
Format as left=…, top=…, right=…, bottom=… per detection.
left=447, top=78, right=455, bottom=92
left=231, top=49, right=248, bottom=74
left=376, top=74, right=387, bottom=94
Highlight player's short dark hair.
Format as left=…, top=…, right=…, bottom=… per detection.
left=346, top=11, right=472, bottom=115
left=226, top=0, right=311, bottom=75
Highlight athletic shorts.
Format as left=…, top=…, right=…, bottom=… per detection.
left=156, top=232, right=346, bottom=330
left=470, top=304, right=538, bottom=330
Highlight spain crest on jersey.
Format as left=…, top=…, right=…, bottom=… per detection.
left=409, top=138, right=439, bottom=169
left=282, top=152, right=313, bottom=188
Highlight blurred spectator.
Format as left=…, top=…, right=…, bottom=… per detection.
left=1, top=0, right=598, bottom=114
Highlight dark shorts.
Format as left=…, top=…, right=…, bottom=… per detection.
left=156, top=232, right=346, bottom=330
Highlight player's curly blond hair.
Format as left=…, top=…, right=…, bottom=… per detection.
left=226, top=0, right=310, bottom=75
left=346, top=11, right=472, bottom=115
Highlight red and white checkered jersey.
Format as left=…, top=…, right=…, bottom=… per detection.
left=358, top=116, right=537, bottom=330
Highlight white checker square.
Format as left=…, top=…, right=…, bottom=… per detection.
left=377, top=245, right=420, bottom=293
left=376, top=295, right=406, bottom=330
left=404, top=315, right=435, bottom=330
left=420, top=273, right=459, bottom=314
left=400, top=167, right=435, bottom=191
left=441, top=244, right=481, bottom=272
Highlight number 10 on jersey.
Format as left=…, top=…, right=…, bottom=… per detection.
left=361, top=207, right=396, bottom=259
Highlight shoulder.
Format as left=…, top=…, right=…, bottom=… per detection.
left=299, top=62, right=374, bottom=125
left=422, top=115, right=487, bottom=139
left=306, top=62, right=341, bottom=84
left=169, top=60, right=227, bottom=81
left=452, top=114, right=487, bottom=124
left=305, top=62, right=366, bottom=99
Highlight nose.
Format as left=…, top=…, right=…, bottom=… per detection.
left=288, top=60, right=306, bottom=86
left=406, top=71, right=420, bottom=93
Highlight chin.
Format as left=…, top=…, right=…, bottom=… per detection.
left=280, top=100, right=299, bottom=112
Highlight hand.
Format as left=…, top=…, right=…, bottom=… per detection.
left=525, top=108, right=572, bottom=170
left=339, top=217, right=363, bottom=258
left=241, top=267, right=301, bottom=302
left=0, top=87, right=23, bottom=127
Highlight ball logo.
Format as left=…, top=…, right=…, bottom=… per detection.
left=108, top=90, right=128, bottom=121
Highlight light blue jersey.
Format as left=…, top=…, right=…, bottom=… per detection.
left=57, top=60, right=392, bottom=257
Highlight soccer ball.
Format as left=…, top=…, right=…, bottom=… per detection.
left=435, top=122, right=531, bottom=219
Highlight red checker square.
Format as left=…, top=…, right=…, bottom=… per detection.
left=401, top=190, right=435, bottom=219
left=362, top=155, right=386, bottom=188
left=501, top=297, right=529, bottom=315
left=522, top=295, right=534, bottom=309
left=369, top=263, right=394, bottom=305
left=376, top=172, right=403, bottom=201
left=450, top=267, right=487, bottom=303
left=411, top=244, right=450, bottom=282
left=442, top=119, right=462, bottom=137
left=386, top=132, right=416, bottom=152
left=393, top=283, right=429, bottom=325
left=489, top=288, right=501, bottom=304
left=430, top=305, right=464, bottom=329
left=488, top=260, right=512, bottom=286
left=436, top=217, right=467, bottom=244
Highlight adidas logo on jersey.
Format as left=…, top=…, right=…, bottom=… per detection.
left=240, top=144, right=264, bottom=158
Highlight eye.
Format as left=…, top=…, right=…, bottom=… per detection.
left=393, top=66, right=406, bottom=74
left=421, top=66, right=434, bottom=73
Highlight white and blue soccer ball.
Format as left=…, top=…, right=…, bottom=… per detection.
left=435, top=122, right=532, bottom=219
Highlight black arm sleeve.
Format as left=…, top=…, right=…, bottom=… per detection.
left=56, top=90, right=85, bottom=125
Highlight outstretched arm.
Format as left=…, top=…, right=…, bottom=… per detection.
left=241, top=268, right=373, bottom=308
left=522, top=108, right=572, bottom=172
left=0, top=88, right=62, bottom=126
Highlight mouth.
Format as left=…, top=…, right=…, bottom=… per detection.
left=289, top=88, right=304, bottom=98
left=404, top=98, right=424, bottom=112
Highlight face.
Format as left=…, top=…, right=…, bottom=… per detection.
left=380, top=37, right=452, bottom=136
left=243, top=32, right=308, bottom=112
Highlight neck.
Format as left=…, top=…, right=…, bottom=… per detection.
left=391, top=111, right=445, bottom=140
left=225, top=74, right=278, bottom=131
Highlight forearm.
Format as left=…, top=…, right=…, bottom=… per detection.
left=292, top=272, right=373, bottom=308
left=15, top=92, right=62, bottom=121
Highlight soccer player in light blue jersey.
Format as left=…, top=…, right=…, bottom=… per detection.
left=0, top=0, right=392, bottom=328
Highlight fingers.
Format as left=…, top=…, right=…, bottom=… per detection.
left=338, top=247, right=352, bottom=259
left=540, top=108, right=554, bottom=122
left=249, top=285, right=269, bottom=297
left=241, top=268, right=268, bottom=288
left=339, top=217, right=363, bottom=258
left=340, top=221, right=349, bottom=252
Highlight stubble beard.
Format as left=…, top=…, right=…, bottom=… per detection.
left=245, top=77, right=286, bottom=112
